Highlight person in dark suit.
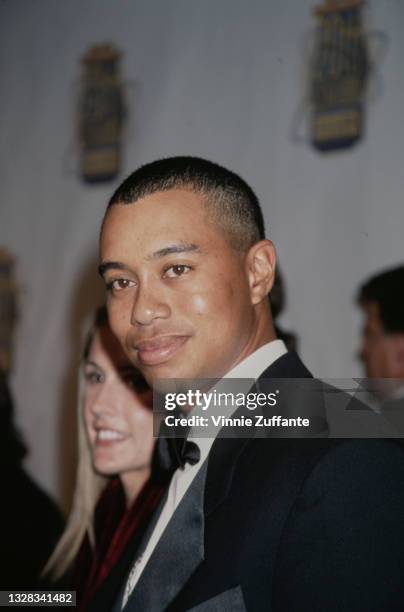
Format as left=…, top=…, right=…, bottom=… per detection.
left=357, top=265, right=404, bottom=382
left=97, top=156, right=404, bottom=611
left=357, top=265, right=404, bottom=431
left=0, top=371, right=64, bottom=590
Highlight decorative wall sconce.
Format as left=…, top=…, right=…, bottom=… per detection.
left=310, top=0, right=369, bottom=151
left=78, top=44, right=125, bottom=183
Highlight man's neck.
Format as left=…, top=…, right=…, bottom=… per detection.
left=227, top=310, right=277, bottom=375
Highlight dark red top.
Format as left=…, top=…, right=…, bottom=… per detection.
left=74, top=476, right=164, bottom=610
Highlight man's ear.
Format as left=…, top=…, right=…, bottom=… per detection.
left=246, top=240, right=276, bottom=305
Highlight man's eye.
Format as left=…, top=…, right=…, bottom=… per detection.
left=108, top=278, right=135, bottom=292
left=163, top=265, right=192, bottom=279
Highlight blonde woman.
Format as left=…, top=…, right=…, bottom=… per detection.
left=45, top=306, right=165, bottom=610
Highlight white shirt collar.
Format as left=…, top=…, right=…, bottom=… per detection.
left=191, top=339, right=288, bottom=456
left=223, top=339, right=288, bottom=380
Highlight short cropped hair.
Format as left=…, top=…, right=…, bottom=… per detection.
left=357, top=265, right=404, bottom=333
left=107, top=156, right=265, bottom=251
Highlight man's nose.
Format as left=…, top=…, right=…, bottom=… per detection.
left=130, top=284, right=170, bottom=326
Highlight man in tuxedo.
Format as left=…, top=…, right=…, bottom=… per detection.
left=98, top=156, right=404, bottom=611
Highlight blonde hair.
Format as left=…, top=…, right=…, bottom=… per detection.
left=43, top=317, right=108, bottom=580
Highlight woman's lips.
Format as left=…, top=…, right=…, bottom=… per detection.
left=95, top=429, right=129, bottom=446
left=136, top=335, right=189, bottom=366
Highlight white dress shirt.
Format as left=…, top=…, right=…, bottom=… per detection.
left=122, top=339, right=287, bottom=608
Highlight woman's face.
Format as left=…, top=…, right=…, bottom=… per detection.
left=83, top=324, right=154, bottom=478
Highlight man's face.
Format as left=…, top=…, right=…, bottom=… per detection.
left=100, top=189, right=260, bottom=385
left=359, top=302, right=399, bottom=378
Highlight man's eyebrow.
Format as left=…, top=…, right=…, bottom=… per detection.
left=98, top=244, right=201, bottom=276
left=98, top=261, right=130, bottom=277
left=147, top=243, right=201, bottom=260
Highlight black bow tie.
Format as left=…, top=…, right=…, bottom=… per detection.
left=154, top=436, right=201, bottom=475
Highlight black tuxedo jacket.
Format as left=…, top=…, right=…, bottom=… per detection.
left=95, top=352, right=404, bottom=611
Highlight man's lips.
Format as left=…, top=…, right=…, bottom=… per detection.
left=135, top=335, right=189, bottom=366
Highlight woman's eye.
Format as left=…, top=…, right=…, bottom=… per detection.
left=119, top=373, right=135, bottom=388
left=123, top=376, right=138, bottom=391
left=108, top=278, right=135, bottom=292
left=84, top=371, right=104, bottom=384
left=120, top=370, right=150, bottom=392
left=164, top=265, right=192, bottom=279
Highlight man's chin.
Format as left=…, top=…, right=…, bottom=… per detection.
left=140, top=360, right=201, bottom=388
left=143, top=366, right=191, bottom=386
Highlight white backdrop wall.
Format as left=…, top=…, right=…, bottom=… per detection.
left=1, top=0, right=403, bottom=508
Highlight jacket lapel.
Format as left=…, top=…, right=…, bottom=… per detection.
left=204, top=437, right=251, bottom=517
left=205, top=351, right=314, bottom=516
left=123, top=460, right=208, bottom=612
left=258, top=350, right=313, bottom=380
